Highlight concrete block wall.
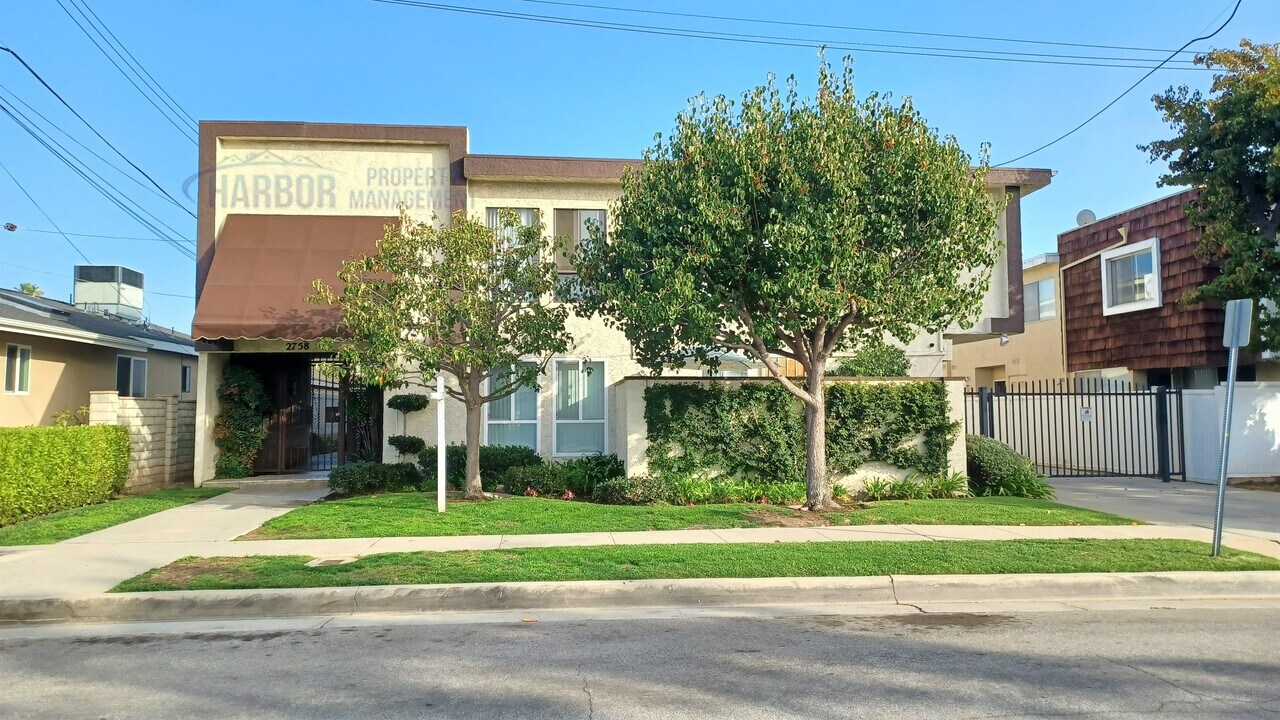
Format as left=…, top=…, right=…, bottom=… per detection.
left=90, top=391, right=197, bottom=493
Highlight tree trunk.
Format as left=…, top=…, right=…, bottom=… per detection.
left=463, top=401, right=484, bottom=500
left=803, top=379, right=835, bottom=511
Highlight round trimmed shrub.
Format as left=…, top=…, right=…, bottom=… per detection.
left=328, top=462, right=424, bottom=495
left=965, top=435, right=1054, bottom=499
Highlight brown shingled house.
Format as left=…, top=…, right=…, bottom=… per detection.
left=1059, top=189, right=1279, bottom=388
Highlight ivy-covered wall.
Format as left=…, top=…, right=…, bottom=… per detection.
left=642, top=379, right=960, bottom=485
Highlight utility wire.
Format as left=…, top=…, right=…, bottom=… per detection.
left=0, top=45, right=197, bottom=216
left=513, top=0, right=1207, bottom=57
left=0, top=82, right=195, bottom=218
left=67, top=0, right=199, bottom=128
left=0, top=100, right=196, bottom=260
left=54, top=0, right=198, bottom=141
left=0, top=261, right=194, bottom=298
left=15, top=227, right=188, bottom=243
left=994, top=0, right=1241, bottom=166
left=370, top=0, right=1212, bottom=71
left=0, top=157, right=91, bottom=263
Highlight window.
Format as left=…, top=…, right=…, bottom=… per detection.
left=115, top=356, right=147, bottom=398
left=486, top=207, right=538, bottom=244
left=1101, top=238, right=1161, bottom=315
left=1023, top=277, right=1056, bottom=322
left=554, top=359, right=606, bottom=455
left=485, top=362, right=539, bottom=450
left=4, top=344, right=31, bottom=394
left=553, top=209, right=606, bottom=274
left=181, top=365, right=193, bottom=394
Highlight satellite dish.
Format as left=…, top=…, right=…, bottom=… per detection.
left=1076, top=209, right=1097, bottom=227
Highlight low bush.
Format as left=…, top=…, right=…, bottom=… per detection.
left=966, top=435, right=1054, bottom=499
left=502, top=464, right=569, bottom=497
left=559, top=454, right=625, bottom=497
left=592, top=475, right=675, bottom=506
left=0, top=425, right=130, bottom=525
left=418, top=444, right=543, bottom=491
left=669, top=475, right=815, bottom=505
left=860, top=472, right=971, bottom=501
left=388, top=435, right=426, bottom=457
left=328, top=462, right=424, bottom=495
left=310, top=432, right=339, bottom=455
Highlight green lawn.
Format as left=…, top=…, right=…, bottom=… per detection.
left=242, top=494, right=1136, bottom=540
left=829, top=497, right=1135, bottom=526
left=113, top=539, right=1278, bottom=592
left=0, top=487, right=231, bottom=546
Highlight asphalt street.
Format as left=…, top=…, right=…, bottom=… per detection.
left=2, top=606, right=1277, bottom=719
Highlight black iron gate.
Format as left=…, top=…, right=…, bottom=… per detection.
left=964, top=379, right=1184, bottom=480
left=309, top=357, right=343, bottom=472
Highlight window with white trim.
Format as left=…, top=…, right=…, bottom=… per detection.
left=4, top=344, right=31, bottom=394
left=554, top=359, right=606, bottom=455
left=1023, top=277, right=1056, bottom=322
left=1101, top=238, right=1161, bottom=315
left=486, top=362, right=539, bottom=450
left=181, top=365, right=193, bottom=394
left=116, top=356, right=147, bottom=398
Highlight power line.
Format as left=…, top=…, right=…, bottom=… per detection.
left=0, top=99, right=196, bottom=260
left=993, top=0, right=1240, bottom=167
left=0, top=45, right=197, bottom=217
left=514, top=0, right=1208, bottom=57
left=370, top=0, right=1212, bottom=71
left=68, top=0, right=199, bottom=128
left=13, top=227, right=189, bottom=243
left=0, top=261, right=194, bottom=299
left=0, top=157, right=91, bottom=263
left=0, top=82, right=195, bottom=217
left=54, top=0, right=198, bottom=142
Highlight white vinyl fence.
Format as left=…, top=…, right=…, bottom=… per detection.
left=1182, top=382, right=1280, bottom=483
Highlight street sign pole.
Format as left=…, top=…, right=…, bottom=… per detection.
left=433, top=374, right=446, bottom=513
left=1212, top=299, right=1252, bottom=557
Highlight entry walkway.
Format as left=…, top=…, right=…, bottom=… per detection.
left=2, top=483, right=1279, bottom=601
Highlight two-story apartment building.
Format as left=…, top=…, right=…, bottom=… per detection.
left=190, top=121, right=1051, bottom=483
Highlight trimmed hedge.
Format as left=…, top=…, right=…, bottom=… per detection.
left=645, top=381, right=957, bottom=485
left=0, top=425, right=130, bottom=525
left=328, top=462, right=424, bottom=495
left=418, top=444, right=543, bottom=492
left=965, top=435, right=1054, bottom=499
left=499, top=454, right=626, bottom=498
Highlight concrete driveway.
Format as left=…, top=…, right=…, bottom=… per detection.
left=1051, top=476, right=1280, bottom=535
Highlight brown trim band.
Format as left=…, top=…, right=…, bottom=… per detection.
left=195, top=121, right=469, bottom=305
left=989, top=185, right=1025, bottom=335
left=463, top=154, right=641, bottom=181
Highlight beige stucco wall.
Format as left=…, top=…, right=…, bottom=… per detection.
left=947, top=260, right=1066, bottom=387
left=1, top=331, right=194, bottom=428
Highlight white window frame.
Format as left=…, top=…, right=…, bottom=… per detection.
left=483, top=360, right=541, bottom=453
left=180, top=365, right=193, bottom=394
left=1100, top=238, right=1162, bottom=316
left=552, top=357, right=608, bottom=457
left=116, top=355, right=148, bottom=398
left=4, top=344, right=31, bottom=395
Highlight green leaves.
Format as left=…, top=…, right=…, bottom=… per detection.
left=212, top=364, right=271, bottom=479
left=0, top=425, right=129, bottom=525
left=1144, top=40, right=1280, bottom=350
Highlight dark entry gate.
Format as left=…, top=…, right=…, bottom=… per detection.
left=964, top=379, right=1185, bottom=480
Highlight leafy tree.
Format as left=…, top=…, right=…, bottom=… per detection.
left=310, top=210, right=570, bottom=500
left=828, top=340, right=911, bottom=377
left=574, top=57, right=1002, bottom=509
left=16, top=282, right=42, bottom=297
left=1143, top=40, right=1280, bottom=349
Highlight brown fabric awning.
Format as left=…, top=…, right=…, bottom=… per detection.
left=193, top=214, right=396, bottom=341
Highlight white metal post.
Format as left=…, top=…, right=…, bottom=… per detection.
left=434, top=375, right=446, bottom=513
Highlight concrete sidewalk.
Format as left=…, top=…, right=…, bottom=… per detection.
left=3, top=483, right=1280, bottom=604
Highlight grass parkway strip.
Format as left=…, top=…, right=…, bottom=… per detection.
left=241, top=495, right=1137, bottom=541
left=112, top=539, right=1277, bottom=592
left=0, top=488, right=232, bottom=546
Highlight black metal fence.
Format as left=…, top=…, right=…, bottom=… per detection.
left=964, top=379, right=1184, bottom=480
left=309, top=357, right=343, bottom=471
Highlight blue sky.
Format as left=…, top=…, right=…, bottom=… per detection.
left=1, top=0, right=1271, bottom=331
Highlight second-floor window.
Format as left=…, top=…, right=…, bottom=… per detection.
left=1023, top=277, right=1056, bottom=322
left=1101, top=238, right=1161, bottom=316
left=554, top=209, right=606, bottom=275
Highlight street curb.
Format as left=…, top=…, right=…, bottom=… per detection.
left=4, top=571, right=1280, bottom=625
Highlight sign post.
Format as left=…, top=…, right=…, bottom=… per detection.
left=433, top=375, right=447, bottom=513
left=1212, top=299, right=1252, bottom=556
